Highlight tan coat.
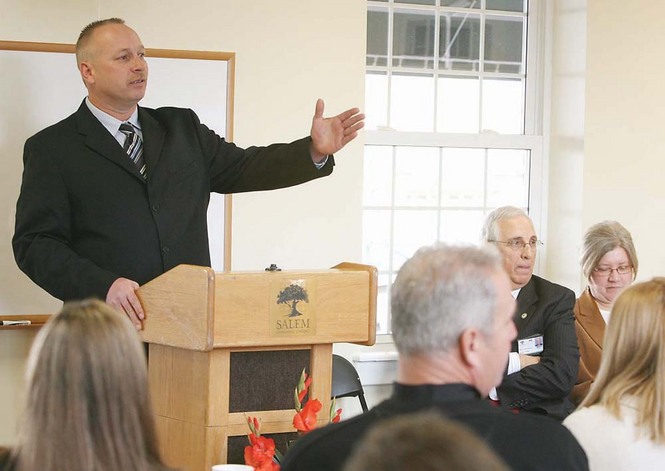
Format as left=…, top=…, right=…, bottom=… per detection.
left=571, top=288, right=606, bottom=405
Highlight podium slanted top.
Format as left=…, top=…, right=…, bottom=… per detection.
left=139, top=263, right=377, bottom=351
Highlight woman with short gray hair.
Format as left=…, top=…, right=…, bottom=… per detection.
left=571, top=220, right=638, bottom=405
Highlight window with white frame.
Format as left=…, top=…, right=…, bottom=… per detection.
left=363, top=0, right=544, bottom=335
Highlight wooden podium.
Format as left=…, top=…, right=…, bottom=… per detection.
left=138, top=263, right=377, bottom=471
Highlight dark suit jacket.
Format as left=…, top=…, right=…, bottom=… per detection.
left=497, top=275, right=579, bottom=420
left=281, top=383, right=588, bottom=471
left=571, top=288, right=604, bottom=405
left=13, top=101, right=333, bottom=301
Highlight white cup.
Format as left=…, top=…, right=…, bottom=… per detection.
left=211, top=465, right=254, bottom=471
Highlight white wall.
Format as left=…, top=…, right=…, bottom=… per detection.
left=0, top=330, right=37, bottom=443
left=0, top=0, right=366, bottom=444
left=584, top=0, right=665, bottom=281
left=544, top=0, right=587, bottom=293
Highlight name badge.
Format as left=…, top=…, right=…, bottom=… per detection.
left=518, top=334, right=544, bottom=355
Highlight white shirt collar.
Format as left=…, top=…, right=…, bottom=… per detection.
left=85, top=98, right=141, bottom=136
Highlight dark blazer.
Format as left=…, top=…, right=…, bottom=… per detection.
left=281, top=383, right=589, bottom=471
left=497, top=275, right=579, bottom=420
left=571, top=288, right=605, bottom=405
left=13, top=101, right=333, bottom=301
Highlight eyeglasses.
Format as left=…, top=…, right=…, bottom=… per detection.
left=593, top=266, right=632, bottom=277
left=489, top=239, right=543, bottom=251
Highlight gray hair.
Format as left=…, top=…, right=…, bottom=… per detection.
left=391, top=244, right=504, bottom=356
left=581, top=220, right=638, bottom=281
left=480, top=206, right=530, bottom=243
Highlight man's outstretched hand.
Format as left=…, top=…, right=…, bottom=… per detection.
left=310, top=98, right=365, bottom=163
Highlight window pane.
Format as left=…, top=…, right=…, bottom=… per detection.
left=363, top=0, right=538, bottom=336
left=367, top=9, right=389, bottom=67
left=365, top=72, right=388, bottom=130
left=441, top=148, right=485, bottom=207
left=394, top=147, right=439, bottom=206
left=436, top=76, right=479, bottom=133
left=393, top=210, right=438, bottom=269
left=441, top=0, right=480, bottom=8
left=439, top=12, right=480, bottom=71
left=481, top=77, right=524, bottom=134
left=486, top=0, right=525, bottom=13
left=399, top=0, right=435, bottom=4
left=390, top=73, right=435, bottom=131
left=440, top=209, right=485, bottom=243
left=375, top=274, right=391, bottom=335
left=484, top=15, right=524, bottom=73
left=486, top=149, right=530, bottom=207
left=363, top=209, right=392, bottom=271
left=393, top=10, right=435, bottom=69
left=363, top=145, right=393, bottom=206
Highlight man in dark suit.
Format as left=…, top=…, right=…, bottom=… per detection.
left=280, top=244, right=588, bottom=471
left=12, top=18, right=364, bottom=329
left=481, top=206, right=579, bottom=419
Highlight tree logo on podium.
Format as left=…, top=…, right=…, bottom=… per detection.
left=270, top=279, right=316, bottom=336
left=277, top=283, right=309, bottom=317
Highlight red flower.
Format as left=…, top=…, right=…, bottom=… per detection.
left=293, top=398, right=323, bottom=433
left=247, top=416, right=260, bottom=436
left=331, top=408, right=342, bottom=423
left=244, top=370, right=343, bottom=469
left=244, top=434, right=279, bottom=471
left=297, top=375, right=313, bottom=404
left=294, top=369, right=314, bottom=410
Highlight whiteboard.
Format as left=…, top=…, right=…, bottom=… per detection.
left=0, top=42, right=233, bottom=313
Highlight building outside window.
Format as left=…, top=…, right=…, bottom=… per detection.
left=363, top=0, right=545, bottom=334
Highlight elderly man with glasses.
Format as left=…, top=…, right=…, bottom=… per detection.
left=481, top=206, right=579, bottom=420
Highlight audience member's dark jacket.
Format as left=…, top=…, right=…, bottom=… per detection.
left=281, top=383, right=589, bottom=471
left=497, top=275, right=579, bottom=420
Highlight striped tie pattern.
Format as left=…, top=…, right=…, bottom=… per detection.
left=119, top=122, right=147, bottom=179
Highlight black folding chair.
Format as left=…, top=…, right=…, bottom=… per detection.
left=331, top=354, right=369, bottom=412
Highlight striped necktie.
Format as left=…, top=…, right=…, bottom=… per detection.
left=119, top=122, right=147, bottom=179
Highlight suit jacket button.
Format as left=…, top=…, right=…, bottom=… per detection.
left=162, top=246, right=170, bottom=254
left=152, top=203, right=160, bottom=212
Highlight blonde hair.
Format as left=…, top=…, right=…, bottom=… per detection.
left=581, top=220, right=638, bottom=282
left=581, top=278, right=665, bottom=443
left=13, top=299, right=171, bottom=471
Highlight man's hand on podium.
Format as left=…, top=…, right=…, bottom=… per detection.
left=106, top=277, right=144, bottom=330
